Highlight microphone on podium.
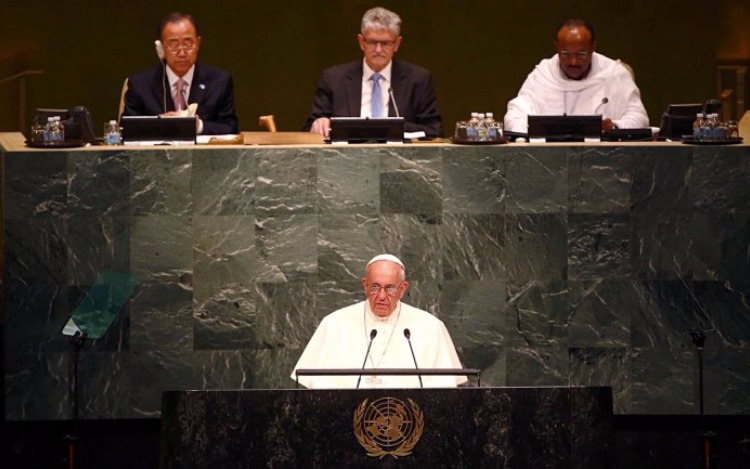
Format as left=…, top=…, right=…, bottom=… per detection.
left=403, top=328, right=423, bottom=388
left=388, top=87, right=401, bottom=118
left=356, top=329, right=378, bottom=389
left=594, top=97, right=609, bottom=115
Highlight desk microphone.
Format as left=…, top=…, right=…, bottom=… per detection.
left=403, top=328, right=423, bottom=388
left=356, top=329, right=378, bottom=389
left=594, top=97, right=609, bottom=115
left=388, top=87, right=401, bottom=118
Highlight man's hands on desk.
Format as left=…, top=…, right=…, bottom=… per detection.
left=310, top=117, right=331, bottom=138
left=602, top=117, right=616, bottom=131
left=160, top=103, right=203, bottom=133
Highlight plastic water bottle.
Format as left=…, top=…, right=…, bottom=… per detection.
left=710, top=114, right=725, bottom=141
left=476, top=113, right=487, bottom=141
left=467, top=112, right=480, bottom=141
left=485, top=112, right=503, bottom=141
left=692, top=113, right=705, bottom=141
left=104, top=120, right=122, bottom=145
left=700, top=114, right=714, bottom=142
left=45, top=116, right=64, bottom=144
left=485, top=113, right=496, bottom=140
left=701, top=113, right=717, bottom=142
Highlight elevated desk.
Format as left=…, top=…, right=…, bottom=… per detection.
left=2, top=132, right=750, bottom=422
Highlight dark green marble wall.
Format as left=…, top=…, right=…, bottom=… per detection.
left=3, top=142, right=750, bottom=420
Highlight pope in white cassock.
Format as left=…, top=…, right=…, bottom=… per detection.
left=504, top=18, right=649, bottom=133
left=291, top=254, right=467, bottom=389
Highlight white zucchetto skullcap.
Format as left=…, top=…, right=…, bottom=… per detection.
left=366, top=254, right=405, bottom=270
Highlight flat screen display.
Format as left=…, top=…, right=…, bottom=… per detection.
left=121, top=116, right=197, bottom=144
left=658, top=103, right=702, bottom=139
left=527, top=115, right=601, bottom=142
left=329, top=117, right=404, bottom=143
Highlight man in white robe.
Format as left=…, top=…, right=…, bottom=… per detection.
left=291, top=254, right=467, bottom=389
left=504, top=18, right=649, bottom=133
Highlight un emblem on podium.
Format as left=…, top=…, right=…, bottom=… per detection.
left=353, top=397, right=424, bottom=458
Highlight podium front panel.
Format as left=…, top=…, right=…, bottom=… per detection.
left=161, top=387, right=612, bottom=469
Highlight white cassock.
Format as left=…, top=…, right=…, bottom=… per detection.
left=291, top=300, right=467, bottom=389
left=503, top=52, right=650, bottom=132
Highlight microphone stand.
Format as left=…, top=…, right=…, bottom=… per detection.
left=403, top=329, right=423, bottom=388
left=63, top=333, right=86, bottom=469
left=388, top=88, right=400, bottom=118
left=356, top=330, right=377, bottom=389
left=690, top=327, right=715, bottom=469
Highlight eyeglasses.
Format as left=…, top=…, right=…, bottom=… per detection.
left=367, top=283, right=402, bottom=296
left=165, top=40, right=197, bottom=53
left=363, top=39, right=396, bottom=49
left=558, top=51, right=590, bottom=60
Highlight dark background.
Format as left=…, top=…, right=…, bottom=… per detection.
left=1, top=0, right=750, bottom=133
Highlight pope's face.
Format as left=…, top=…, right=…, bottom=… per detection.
left=161, top=19, right=201, bottom=77
left=362, top=260, right=409, bottom=317
left=358, top=27, right=402, bottom=73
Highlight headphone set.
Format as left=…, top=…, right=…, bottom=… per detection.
left=154, top=40, right=167, bottom=112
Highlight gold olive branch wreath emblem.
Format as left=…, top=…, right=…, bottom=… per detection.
left=353, top=397, right=424, bottom=458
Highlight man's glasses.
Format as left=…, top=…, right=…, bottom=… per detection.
left=558, top=51, right=590, bottom=60
left=367, top=283, right=402, bottom=296
left=363, top=39, right=396, bottom=50
left=165, top=40, right=197, bottom=53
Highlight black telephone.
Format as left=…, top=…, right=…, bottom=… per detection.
left=68, top=106, right=100, bottom=143
left=33, top=106, right=98, bottom=143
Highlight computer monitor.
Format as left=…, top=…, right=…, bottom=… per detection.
left=328, top=117, right=404, bottom=143
left=658, top=100, right=722, bottom=140
left=527, top=115, right=602, bottom=142
left=121, top=116, right=197, bottom=144
left=658, top=103, right=701, bottom=139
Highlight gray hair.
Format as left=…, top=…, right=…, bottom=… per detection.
left=361, top=7, right=401, bottom=36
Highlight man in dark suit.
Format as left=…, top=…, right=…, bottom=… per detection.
left=122, top=12, right=239, bottom=135
left=304, top=7, right=443, bottom=138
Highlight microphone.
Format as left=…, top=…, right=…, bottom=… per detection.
left=594, top=97, right=609, bottom=115
left=403, top=328, right=423, bottom=388
left=388, top=87, right=401, bottom=118
left=356, top=329, right=378, bottom=389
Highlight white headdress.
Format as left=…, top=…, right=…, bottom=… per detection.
left=366, top=254, right=405, bottom=270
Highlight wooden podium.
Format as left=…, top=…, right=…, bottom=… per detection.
left=161, top=386, right=613, bottom=468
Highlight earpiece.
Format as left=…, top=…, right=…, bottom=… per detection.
left=155, top=40, right=167, bottom=113
left=154, top=40, right=165, bottom=60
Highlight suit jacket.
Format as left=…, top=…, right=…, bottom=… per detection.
left=122, top=62, right=239, bottom=135
left=303, top=60, right=444, bottom=137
